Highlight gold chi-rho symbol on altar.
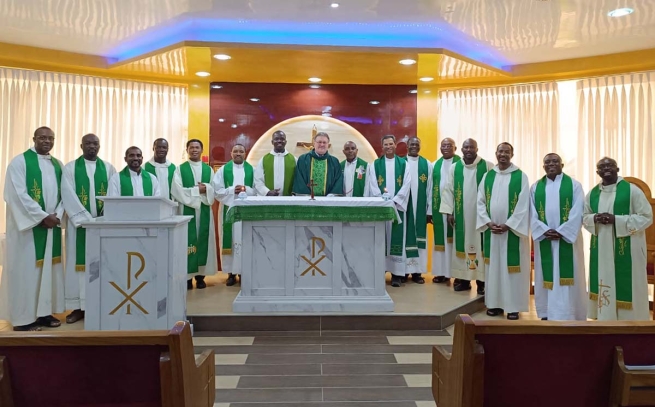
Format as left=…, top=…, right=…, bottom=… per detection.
left=300, top=237, right=327, bottom=276
left=109, top=252, right=149, bottom=315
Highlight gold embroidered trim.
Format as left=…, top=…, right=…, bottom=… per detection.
left=589, top=292, right=598, bottom=301
left=455, top=251, right=466, bottom=259
left=434, top=245, right=445, bottom=252
left=543, top=281, right=554, bottom=290
left=507, top=265, right=521, bottom=273
left=446, top=237, right=453, bottom=243
left=75, top=265, right=86, bottom=272
left=559, top=278, right=574, bottom=286
left=617, top=301, right=633, bottom=310
left=221, top=249, right=232, bottom=255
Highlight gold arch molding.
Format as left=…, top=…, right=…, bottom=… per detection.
left=247, top=115, right=378, bottom=165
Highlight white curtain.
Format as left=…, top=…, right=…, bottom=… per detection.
left=438, top=82, right=560, bottom=186
left=576, top=72, right=655, bottom=192
left=0, top=67, right=188, bottom=234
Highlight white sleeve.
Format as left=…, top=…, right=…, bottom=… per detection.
left=4, top=157, right=49, bottom=231
left=556, top=180, right=584, bottom=244
left=615, top=184, right=654, bottom=237
left=439, top=163, right=455, bottom=215
left=366, top=163, right=381, bottom=197
left=150, top=173, right=161, bottom=197
left=253, top=158, right=270, bottom=196
left=61, top=162, right=93, bottom=227
left=393, top=164, right=412, bottom=212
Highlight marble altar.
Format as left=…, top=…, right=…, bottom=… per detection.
left=226, top=197, right=397, bottom=312
left=82, top=197, right=192, bottom=330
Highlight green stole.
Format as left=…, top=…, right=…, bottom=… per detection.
left=221, top=161, right=254, bottom=254
left=23, top=149, right=63, bottom=267
left=589, top=180, right=633, bottom=310
left=340, top=157, right=368, bottom=197
left=180, top=162, right=212, bottom=274
left=74, top=156, right=109, bottom=271
left=119, top=167, right=153, bottom=196
left=483, top=169, right=523, bottom=273
left=432, top=155, right=461, bottom=251
left=452, top=158, right=488, bottom=259
left=310, top=158, right=328, bottom=196
left=263, top=153, right=295, bottom=196
left=145, top=161, right=175, bottom=198
left=374, top=155, right=418, bottom=258
left=411, top=156, right=430, bottom=249
left=534, top=174, right=575, bottom=289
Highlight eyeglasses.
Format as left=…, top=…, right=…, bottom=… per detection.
left=35, top=136, right=54, bottom=141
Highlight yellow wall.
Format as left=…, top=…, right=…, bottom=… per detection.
left=188, top=83, right=210, bottom=160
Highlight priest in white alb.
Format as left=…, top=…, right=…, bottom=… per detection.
left=430, top=138, right=459, bottom=285
left=476, top=142, right=530, bottom=320
left=61, top=133, right=117, bottom=324
left=108, top=146, right=161, bottom=197
left=583, top=157, right=653, bottom=321
left=212, top=144, right=256, bottom=286
left=144, top=138, right=175, bottom=199
left=171, top=139, right=217, bottom=290
left=254, top=130, right=297, bottom=196
left=530, top=153, right=587, bottom=321
left=0, top=127, right=65, bottom=331
left=440, top=138, right=493, bottom=294
left=367, top=135, right=415, bottom=288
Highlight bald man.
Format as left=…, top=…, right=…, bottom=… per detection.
left=340, top=141, right=369, bottom=197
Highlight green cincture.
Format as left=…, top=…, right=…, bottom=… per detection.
left=589, top=180, right=633, bottom=310
left=263, top=153, right=295, bottom=196
left=340, top=158, right=368, bottom=197
left=23, top=149, right=62, bottom=267
left=222, top=161, right=254, bottom=254
left=180, top=162, right=213, bottom=274
left=453, top=159, right=488, bottom=258
left=119, top=167, right=153, bottom=196
left=483, top=169, right=522, bottom=273
left=74, top=156, right=108, bottom=271
left=432, top=155, right=460, bottom=251
left=145, top=162, right=175, bottom=198
left=534, top=174, right=575, bottom=289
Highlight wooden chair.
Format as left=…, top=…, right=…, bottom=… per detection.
left=625, top=177, right=655, bottom=320
left=0, top=321, right=215, bottom=407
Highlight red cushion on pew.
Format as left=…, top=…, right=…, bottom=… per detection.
left=648, top=262, right=654, bottom=276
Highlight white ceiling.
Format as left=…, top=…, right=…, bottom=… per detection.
left=1, top=0, right=654, bottom=66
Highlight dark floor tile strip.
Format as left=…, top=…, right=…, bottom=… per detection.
left=323, top=387, right=434, bottom=402
left=253, top=336, right=389, bottom=345
left=321, top=344, right=434, bottom=354
left=320, top=316, right=441, bottom=331
left=236, top=374, right=407, bottom=389
left=321, top=330, right=449, bottom=337
left=216, top=364, right=322, bottom=376
left=191, top=315, right=321, bottom=332
left=245, top=353, right=397, bottom=365
left=195, top=330, right=321, bottom=337
left=215, top=388, right=323, bottom=403
left=322, top=363, right=432, bottom=375
left=226, top=402, right=419, bottom=407
left=195, top=344, right=322, bottom=354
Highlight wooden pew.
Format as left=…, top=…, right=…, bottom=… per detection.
left=0, top=321, right=214, bottom=407
left=433, top=315, right=655, bottom=407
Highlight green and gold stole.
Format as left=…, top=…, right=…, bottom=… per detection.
left=310, top=157, right=328, bottom=196
left=74, top=156, right=108, bottom=271
left=432, top=155, right=461, bottom=251
left=374, top=155, right=418, bottom=258
left=221, top=161, right=254, bottom=254
left=180, top=162, right=212, bottom=274
left=119, top=167, right=153, bottom=196
left=413, top=156, right=430, bottom=249
left=145, top=161, right=175, bottom=198
left=589, top=180, right=633, bottom=310
left=263, top=153, right=295, bottom=196
left=453, top=158, right=488, bottom=259
left=340, top=158, right=368, bottom=197
left=534, top=174, right=575, bottom=289
left=483, top=169, right=522, bottom=273
left=23, top=149, right=62, bottom=267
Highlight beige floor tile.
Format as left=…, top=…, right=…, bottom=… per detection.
left=404, top=374, right=432, bottom=387
left=215, top=375, right=240, bottom=389
left=415, top=401, right=437, bottom=407
left=388, top=336, right=453, bottom=345
left=213, top=354, right=248, bottom=365
left=394, top=353, right=432, bottom=364
left=214, top=404, right=231, bottom=407
left=193, top=336, right=254, bottom=346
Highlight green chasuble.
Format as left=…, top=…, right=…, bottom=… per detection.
left=431, top=155, right=461, bottom=251
left=373, top=155, right=418, bottom=258
left=23, top=149, right=63, bottom=267
left=145, top=161, right=175, bottom=198
left=222, top=161, right=254, bottom=254
left=263, top=153, right=296, bottom=196
left=180, top=161, right=213, bottom=274
left=292, top=150, right=343, bottom=196
left=340, top=157, right=368, bottom=197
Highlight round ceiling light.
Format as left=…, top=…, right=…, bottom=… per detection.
left=399, top=59, right=417, bottom=65
left=250, top=98, right=260, bottom=102
left=231, top=124, right=238, bottom=128
left=218, top=118, right=225, bottom=122
left=331, top=3, right=339, bottom=8
left=213, top=54, right=232, bottom=60
left=195, top=71, right=210, bottom=77
left=608, top=8, right=633, bottom=17
left=308, top=77, right=322, bottom=83
left=309, top=84, right=321, bottom=89
left=369, top=100, right=380, bottom=105
left=419, top=77, right=434, bottom=82
left=409, top=89, right=418, bottom=94
left=211, top=85, right=222, bottom=89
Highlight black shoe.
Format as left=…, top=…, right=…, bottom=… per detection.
left=391, top=275, right=402, bottom=287
left=541, top=317, right=548, bottom=321
left=486, top=308, right=504, bottom=317
left=226, top=274, right=237, bottom=286
left=195, top=276, right=207, bottom=289
left=400, top=274, right=409, bottom=283
left=432, top=276, right=448, bottom=284
left=187, top=279, right=193, bottom=290
left=476, top=281, right=485, bottom=295
left=454, top=281, right=471, bottom=292
left=507, top=312, right=520, bottom=320
left=412, top=273, right=425, bottom=284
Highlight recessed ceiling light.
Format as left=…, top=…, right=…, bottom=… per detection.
left=309, top=84, right=321, bottom=89
left=211, top=85, right=222, bottom=89
left=308, top=77, right=322, bottom=83
left=369, top=100, right=380, bottom=105
left=191, top=84, right=200, bottom=88
left=219, top=118, right=225, bottom=122
left=195, top=71, right=210, bottom=77
left=399, top=59, right=417, bottom=65
left=419, top=77, right=434, bottom=82
left=250, top=98, right=260, bottom=102
left=213, top=54, right=231, bottom=60
left=331, top=2, right=339, bottom=8
left=424, top=90, right=431, bottom=94
left=231, top=124, right=238, bottom=128
left=608, top=8, right=633, bottom=17
left=409, top=89, right=418, bottom=94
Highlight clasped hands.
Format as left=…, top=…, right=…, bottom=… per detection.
left=594, top=213, right=615, bottom=225
left=233, top=185, right=247, bottom=195
left=486, top=222, right=510, bottom=234
left=40, top=213, right=60, bottom=228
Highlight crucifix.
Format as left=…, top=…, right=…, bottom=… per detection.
left=308, top=179, right=317, bottom=200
